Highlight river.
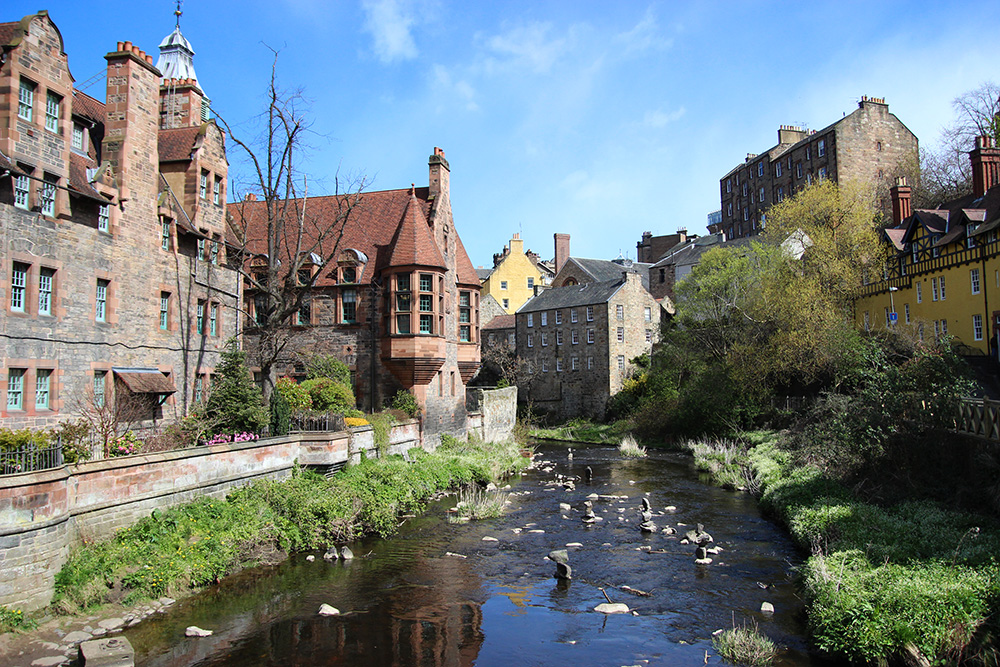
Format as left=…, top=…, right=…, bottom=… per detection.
left=124, top=440, right=827, bottom=666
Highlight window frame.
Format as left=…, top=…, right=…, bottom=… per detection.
left=14, top=174, right=30, bottom=210
left=38, top=267, right=54, bottom=316
left=7, top=368, right=25, bottom=411
left=11, top=262, right=28, bottom=313
left=18, top=79, right=34, bottom=122
left=45, top=91, right=61, bottom=133
left=96, top=278, right=109, bottom=322
left=98, top=204, right=110, bottom=233
left=35, top=369, right=51, bottom=410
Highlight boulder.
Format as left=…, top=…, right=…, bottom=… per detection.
left=339, top=546, right=355, bottom=560
left=318, top=604, right=340, bottom=616
left=185, top=626, right=213, bottom=637
left=594, top=603, right=630, bottom=614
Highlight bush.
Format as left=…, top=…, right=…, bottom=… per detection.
left=269, top=390, right=292, bottom=437
left=366, top=412, right=395, bottom=456
left=51, top=420, right=92, bottom=464
left=205, top=340, right=268, bottom=435
left=305, top=354, right=352, bottom=385
left=300, top=378, right=355, bottom=413
left=389, top=390, right=420, bottom=418
left=274, top=377, right=312, bottom=412
left=108, top=431, right=142, bottom=457
left=712, top=622, right=776, bottom=666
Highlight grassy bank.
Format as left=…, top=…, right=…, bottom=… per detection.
left=530, top=418, right=631, bottom=443
left=53, top=437, right=526, bottom=613
left=689, top=433, right=1000, bottom=665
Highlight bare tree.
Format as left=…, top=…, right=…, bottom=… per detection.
left=216, top=52, right=369, bottom=397
left=480, top=342, right=534, bottom=394
left=74, top=385, right=152, bottom=458
left=918, top=82, right=1000, bottom=207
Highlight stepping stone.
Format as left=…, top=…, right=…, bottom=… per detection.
left=594, top=603, right=630, bottom=614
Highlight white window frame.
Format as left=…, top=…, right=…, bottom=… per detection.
left=617, top=355, right=625, bottom=371
left=40, top=176, right=56, bottom=217
left=556, top=330, right=563, bottom=346
left=555, top=310, right=562, bottom=325
left=38, top=267, right=53, bottom=316
left=916, top=282, right=922, bottom=303
left=587, top=329, right=595, bottom=344
left=775, top=162, right=782, bottom=178
left=213, top=177, right=221, bottom=205
left=572, top=329, right=579, bottom=345
left=972, top=268, right=981, bottom=295
left=818, top=139, right=826, bottom=157
left=45, top=92, right=60, bottom=133
left=974, top=314, right=984, bottom=341
left=571, top=308, right=577, bottom=323
left=616, top=304, right=624, bottom=320
left=617, top=327, right=625, bottom=342
left=94, top=371, right=106, bottom=408
left=96, top=279, right=108, bottom=322
left=586, top=306, right=594, bottom=322
left=556, top=358, right=562, bottom=372
left=11, top=262, right=27, bottom=313
left=72, top=124, right=85, bottom=151
left=160, top=292, right=169, bottom=330
left=200, top=171, right=208, bottom=199
left=587, top=356, right=593, bottom=370
left=572, top=357, right=578, bottom=371
left=7, top=368, right=24, bottom=410
left=527, top=333, right=533, bottom=348
left=500, top=280, right=508, bottom=290
left=14, top=174, right=30, bottom=210
left=541, top=333, right=548, bottom=346
left=527, top=313, right=533, bottom=328
left=18, top=79, right=34, bottom=121
left=35, top=369, right=51, bottom=410
left=541, top=312, right=547, bottom=326
left=940, top=276, right=946, bottom=300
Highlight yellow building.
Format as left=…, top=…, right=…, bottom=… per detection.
left=480, top=234, right=551, bottom=314
left=855, top=139, right=1000, bottom=355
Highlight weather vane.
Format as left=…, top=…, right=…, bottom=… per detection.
left=174, top=0, right=183, bottom=29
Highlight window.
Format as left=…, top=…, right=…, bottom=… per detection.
left=343, top=289, right=357, bottom=323
left=541, top=312, right=548, bottom=326
left=11, top=262, right=28, bottom=312
left=556, top=359, right=562, bottom=372
left=617, top=355, right=625, bottom=371
left=211, top=241, right=219, bottom=265
left=818, top=167, right=827, bottom=181
left=14, top=174, right=30, bottom=210
left=758, top=187, right=765, bottom=204
left=508, top=332, right=515, bottom=346
left=571, top=308, right=578, bottom=323
left=35, top=369, right=51, bottom=410
left=743, top=207, right=749, bottom=221
left=795, top=162, right=803, bottom=179
left=572, top=329, right=579, bottom=345
left=617, top=327, right=625, bottom=342
left=200, top=171, right=208, bottom=199
left=616, top=304, right=624, bottom=320
left=160, top=292, right=169, bottom=329
left=556, top=330, right=563, bottom=345
left=397, top=313, right=411, bottom=334
left=40, top=175, right=56, bottom=216
left=197, top=238, right=207, bottom=260
left=45, top=92, right=60, bottom=133
left=587, top=329, right=595, bottom=344
left=541, top=333, right=548, bottom=346
left=94, top=371, right=106, bottom=408
left=210, top=303, right=218, bottom=336
left=904, top=304, right=911, bottom=324
left=194, top=376, right=204, bottom=403
left=213, top=177, right=222, bottom=205
left=542, top=361, right=548, bottom=373
left=419, top=273, right=433, bottom=292
left=397, top=273, right=411, bottom=292
left=932, top=278, right=939, bottom=301
left=586, top=306, right=594, bottom=322
left=342, top=266, right=357, bottom=283
left=527, top=277, right=534, bottom=289
left=940, top=276, right=946, bottom=300
left=527, top=313, right=534, bottom=328
left=197, top=300, right=205, bottom=333
left=974, top=314, right=984, bottom=341
left=38, top=267, right=54, bottom=316
left=587, top=356, right=593, bottom=370
left=18, top=79, right=34, bottom=121
left=940, top=319, right=948, bottom=336
left=742, top=182, right=748, bottom=196
left=77, top=302, right=109, bottom=359
left=777, top=187, right=784, bottom=202
left=419, top=313, right=432, bottom=334
left=161, top=221, right=171, bottom=250
left=818, top=139, right=826, bottom=157
left=726, top=178, right=731, bottom=193
left=555, top=310, right=562, bottom=324
left=972, top=268, right=981, bottom=295
left=727, top=203, right=732, bottom=217
left=500, top=280, right=508, bottom=290
left=775, top=162, right=782, bottom=178
left=419, top=294, right=433, bottom=314
left=98, top=205, right=110, bottom=233
left=7, top=368, right=24, bottom=410
left=459, top=291, right=471, bottom=342
left=527, top=333, right=533, bottom=347
left=572, top=357, right=579, bottom=371
left=72, top=124, right=85, bottom=151
left=916, top=282, right=923, bottom=303
left=806, top=173, right=812, bottom=186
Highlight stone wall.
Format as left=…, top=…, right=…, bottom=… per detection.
left=0, top=419, right=421, bottom=612
left=465, top=386, right=517, bottom=443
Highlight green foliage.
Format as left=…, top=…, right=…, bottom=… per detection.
left=389, top=389, right=421, bottom=418
left=269, top=390, right=291, bottom=437
left=51, top=420, right=92, bottom=464
left=530, top=418, right=629, bottom=444
left=53, top=438, right=528, bottom=611
left=305, top=354, right=352, bottom=385
left=451, top=486, right=510, bottom=521
left=205, top=340, right=268, bottom=435
left=274, top=377, right=312, bottom=412
left=300, top=378, right=355, bottom=413
left=366, top=411, right=395, bottom=456
left=108, top=431, right=142, bottom=457
left=0, top=605, right=35, bottom=633
left=712, top=622, right=776, bottom=666
left=0, top=428, right=50, bottom=451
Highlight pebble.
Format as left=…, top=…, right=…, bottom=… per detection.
left=482, top=536, right=499, bottom=542
left=761, top=602, right=775, bottom=614
left=318, top=604, right=340, bottom=616
left=559, top=503, right=572, bottom=512
left=185, top=626, right=213, bottom=637
left=565, top=542, right=583, bottom=548
left=587, top=493, right=600, bottom=500
left=159, top=597, right=176, bottom=607
left=306, top=555, right=315, bottom=562
left=445, top=552, right=467, bottom=558
left=98, top=618, right=124, bottom=631
left=594, top=602, right=630, bottom=614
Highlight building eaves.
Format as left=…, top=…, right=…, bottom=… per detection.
left=483, top=314, right=515, bottom=330
left=518, top=278, right=624, bottom=313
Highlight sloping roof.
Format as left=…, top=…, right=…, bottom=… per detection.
left=518, top=278, right=625, bottom=313
left=453, top=233, right=481, bottom=286
left=384, top=189, right=447, bottom=270
left=483, top=314, right=515, bottom=330
left=114, top=369, right=176, bottom=395
left=72, top=90, right=105, bottom=124
left=566, top=257, right=652, bottom=289
left=0, top=22, right=19, bottom=48
left=476, top=267, right=493, bottom=281
left=68, top=152, right=104, bottom=201
left=912, top=209, right=949, bottom=235
left=651, top=234, right=755, bottom=270
left=884, top=227, right=907, bottom=251
left=158, top=126, right=203, bottom=162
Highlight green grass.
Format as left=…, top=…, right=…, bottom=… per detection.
left=694, top=431, right=1000, bottom=666
left=52, top=438, right=527, bottom=612
left=618, top=434, right=647, bottom=458
left=712, top=623, right=777, bottom=666
left=530, top=418, right=630, bottom=443
left=0, top=606, right=35, bottom=633
left=451, top=486, right=510, bottom=521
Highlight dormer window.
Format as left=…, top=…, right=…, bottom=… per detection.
left=342, top=266, right=357, bottom=283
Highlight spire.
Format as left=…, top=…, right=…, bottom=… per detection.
left=156, top=0, right=199, bottom=85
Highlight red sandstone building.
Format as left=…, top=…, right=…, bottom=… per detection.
left=231, top=149, right=482, bottom=436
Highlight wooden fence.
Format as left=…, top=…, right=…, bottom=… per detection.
left=955, top=398, right=1000, bottom=441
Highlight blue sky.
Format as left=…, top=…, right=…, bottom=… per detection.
left=8, top=1, right=999, bottom=267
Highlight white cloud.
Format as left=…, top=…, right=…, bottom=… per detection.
left=432, top=65, right=479, bottom=112
left=361, top=0, right=419, bottom=63
left=482, top=22, right=573, bottom=74
left=613, top=7, right=673, bottom=55
left=643, top=107, right=686, bottom=128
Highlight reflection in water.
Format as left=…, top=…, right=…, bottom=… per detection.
left=130, top=442, right=828, bottom=667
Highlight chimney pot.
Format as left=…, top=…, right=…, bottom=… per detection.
left=117, top=41, right=125, bottom=52
left=123, top=41, right=132, bottom=52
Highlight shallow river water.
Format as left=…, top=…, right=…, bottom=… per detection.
left=125, top=441, right=829, bottom=667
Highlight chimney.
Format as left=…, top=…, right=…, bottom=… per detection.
left=509, top=234, right=524, bottom=255
left=777, top=125, right=807, bottom=145
left=428, top=147, right=450, bottom=200
left=890, top=177, right=912, bottom=225
left=970, top=136, right=1000, bottom=198
left=554, top=233, right=570, bottom=274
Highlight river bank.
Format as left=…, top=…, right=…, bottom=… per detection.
left=0, top=437, right=527, bottom=666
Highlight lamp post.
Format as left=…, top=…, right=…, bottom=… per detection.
left=889, top=286, right=898, bottom=326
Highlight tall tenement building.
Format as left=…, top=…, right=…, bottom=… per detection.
left=712, top=96, right=918, bottom=240
left=1, top=11, right=238, bottom=429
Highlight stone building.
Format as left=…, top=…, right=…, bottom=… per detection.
left=0, top=11, right=238, bottom=429
left=713, top=96, right=918, bottom=240
left=515, top=271, right=664, bottom=421
left=479, top=233, right=552, bottom=314
left=231, top=148, right=481, bottom=438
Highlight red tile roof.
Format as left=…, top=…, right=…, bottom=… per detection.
left=158, top=126, right=203, bottom=162
left=68, top=152, right=103, bottom=200
left=72, top=90, right=105, bottom=125
left=0, top=22, right=20, bottom=48
left=483, top=314, right=515, bottom=330
left=384, top=188, right=447, bottom=271
left=454, top=231, right=481, bottom=286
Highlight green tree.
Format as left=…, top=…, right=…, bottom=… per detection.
left=304, top=354, right=351, bottom=385
left=205, top=340, right=269, bottom=435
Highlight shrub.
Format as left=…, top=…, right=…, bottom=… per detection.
left=274, top=377, right=312, bottom=412
left=300, top=378, right=355, bottom=413
left=344, top=417, right=369, bottom=427
left=305, top=354, right=352, bottom=385
left=366, top=412, right=394, bottom=456
left=205, top=340, right=268, bottom=435
left=451, top=486, right=510, bottom=521
left=618, top=434, right=647, bottom=458
left=269, top=390, right=291, bottom=437
left=51, top=420, right=92, bottom=464
left=389, top=390, right=420, bottom=418
left=108, top=431, right=142, bottom=457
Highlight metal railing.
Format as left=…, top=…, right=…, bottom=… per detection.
left=290, top=412, right=347, bottom=433
left=1, top=437, right=64, bottom=475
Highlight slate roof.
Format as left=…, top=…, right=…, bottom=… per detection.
left=229, top=185, right=480, bottom=288
left=476, top=267, right=493, bottom=281
left=0, top=21, right=22, bottom=50
left=384, top=189, right=447, bottom=270
left=651, top=234, right=755, bottom=270
left=68, top=152, right=104, bottom=201
left=517, top=278, right=625, bottom=313
left=565, top=257, right=652, bottom=290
